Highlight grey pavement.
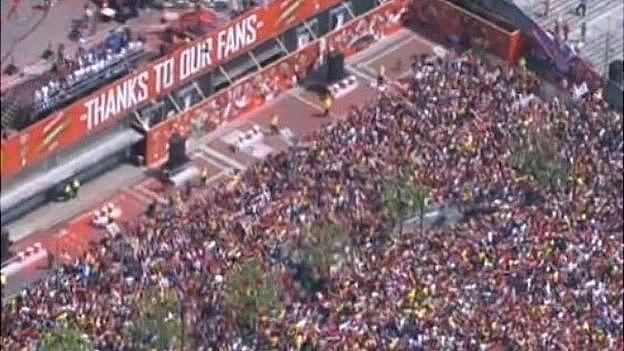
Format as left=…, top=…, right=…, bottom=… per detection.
left=4, top=163, right=144, bottom=242
left=513, top=0, right=623, bottom=77
left=2, top=257, right=50, bottom=298
left=403, top=205, right=463, bottom=232
left=0, top=1, right=171, bottom=90
left=2, top=0, right=91, bottom=67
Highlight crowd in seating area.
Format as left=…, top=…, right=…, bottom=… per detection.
left=33, top=29, right=144, bottom=112
left=1, top=49, right=622, bottom=350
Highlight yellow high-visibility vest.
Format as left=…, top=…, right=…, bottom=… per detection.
left=323, top=97, right=333, bottom=110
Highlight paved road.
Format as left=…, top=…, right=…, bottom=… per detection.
left=513, top=0, right=623, bottom=76
left=0, top=1, right=172, bottom=90
left=403, top=205, right=463, bottom=232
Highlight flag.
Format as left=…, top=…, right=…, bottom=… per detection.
left=573, top=82, right=589, bottom=100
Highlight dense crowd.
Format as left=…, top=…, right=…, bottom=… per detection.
left=2, top=50, right=622, bottom=350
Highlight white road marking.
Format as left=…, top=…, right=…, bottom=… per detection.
left=347, top=66, right=377, bottom=84
left=287, top=90, right=340, bottom=118
left=411, top=33, right=438, bottom=48
left=193, top=151, right=227, bottom=170
left=328, top=80, right=359, bottom=98
left=194, top=151, right=221, bottom=167
left=249, top=142, right=274, bottom=159
left=121, top=187, right=151, bottom=204
left=362, top=37, right=415, bottom=66
left=134, top=184, right=168, bottom=204
left=200, top=146, right=247, bottom=170
left=221, top=130, right=244, bottom=145
left=1, top=250, right=47, bottom=277
left=347, top=28, right=413, bottom=63
left=287, top=90, right=324, bottom=111
left=204, top=171, right=227, bottom=185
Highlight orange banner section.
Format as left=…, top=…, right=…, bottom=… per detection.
left=145, top=0, right=408, bottom=166
left=326, top=2, right=406, bottom=58
left=411, top=0, right=523, bottom=62
left=145, top=44, right=321, bottom=165
left=0, top=0, right=342, bottom=180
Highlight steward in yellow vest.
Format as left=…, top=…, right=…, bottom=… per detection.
left=322, top=94, right=333, bottom=117
left=71, top=178, right=81, bottom=194
left=64, top=184, right=74, bottom=199
left=377, top=64, right=386, bottom=86
left=200, top=167, right=209, bottom=184
left=269, top=114, right=279, bottom=134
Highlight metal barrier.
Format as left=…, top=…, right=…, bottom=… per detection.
left=1, top=242, right=44, bottom=269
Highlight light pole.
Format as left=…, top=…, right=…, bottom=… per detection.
left=603, top=32, right=611, bottom=78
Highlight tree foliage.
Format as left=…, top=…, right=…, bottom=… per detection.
left=508, top=128, right=570, bottom=189
left=38, top=322, right=92, bottom=351
left=224, top=259, right=284, bottom=335
left=302, top=219, right=349, bottom=284
left=381, top=167, right=429, bottom=235
left=125, top=286, right=183, bottom=350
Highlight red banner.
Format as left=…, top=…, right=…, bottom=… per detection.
left=145, top=0, right=408, bottom=166
left=145, top=43, right=321, bottom=166
left=0, top=0, right=342, bottom=179
left=325, top=1, right=407, bottom=57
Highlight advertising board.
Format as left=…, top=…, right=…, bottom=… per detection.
left=0, top=0, right=342, bottom=179
left=144, top=0, right=408, bottom=166
left=411, top=0, right=523, bottom=62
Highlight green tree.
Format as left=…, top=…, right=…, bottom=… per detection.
left=508, top=128, right=570, bottom=190
left=224, top=259, right=284, bottom=335
left=126, top=286, right=184, bottom=350
left=38, top=322, right=92, bottom=351
left=381, top=177, right=403, bottom=233
left=302, top=219, right=349, bottom=285
left=382, top=169, right=429, bottom=236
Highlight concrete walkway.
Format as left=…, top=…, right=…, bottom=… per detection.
left=513, top=0, right=623, bottom=76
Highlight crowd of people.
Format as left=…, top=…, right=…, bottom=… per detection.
left=33, top=29, right=144, bottom=112
left=2, top=49, right=622, bottom=350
